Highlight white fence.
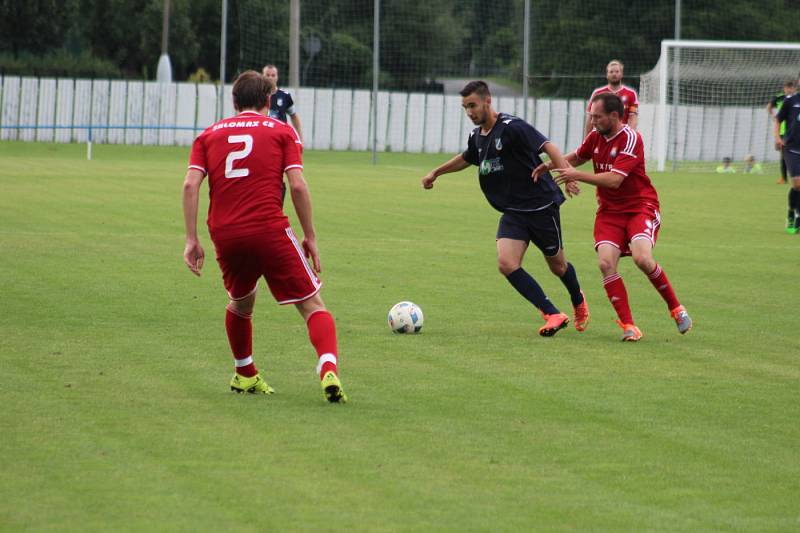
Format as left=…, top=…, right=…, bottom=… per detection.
left=0, top=75, right=781, bottom=165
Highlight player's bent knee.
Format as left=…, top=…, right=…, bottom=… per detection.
left=295, top=293, right=326, bottom=320
left=597, top=258, right=616, bottom=276
left=632, top=254, right=655, bottom=273
left=228, top=300, right=255, bottom=316
left=498, top=261, right=520, bottom=276
left=228, top=297, right=255, bottom=316
left=545, top=257, right=567, bottom=276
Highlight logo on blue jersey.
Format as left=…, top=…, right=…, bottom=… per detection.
left=479, top=158, right=504, bottom=176
left=495, top=138, right=503, bottom=151
left=277, top=98, right=284, bottom=107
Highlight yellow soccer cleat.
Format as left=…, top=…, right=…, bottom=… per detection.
left=320, top=371, right=347, bottom=403
left=230, top=373, right=275, bottom=395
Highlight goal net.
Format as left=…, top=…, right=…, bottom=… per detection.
left=639, top=40, right=800, bottom=172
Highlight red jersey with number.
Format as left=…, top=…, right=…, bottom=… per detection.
left=575, top=126, right=659, bottom=213
left=587, top=85, right=639, bottom=124
left=188, top=111, right=303, bottom=240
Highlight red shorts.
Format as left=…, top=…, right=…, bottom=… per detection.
left=213, top=227, right=321, bottom=304
left=594, top=208, right=661, bottom=256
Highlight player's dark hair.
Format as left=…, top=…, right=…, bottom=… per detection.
left=591, top=92, right=624, bottom=117
left=232, top=70, right=271, bottom=111
left=460, top=80, right=491, bottom=99
left=784, top=79, right=796, bottom=89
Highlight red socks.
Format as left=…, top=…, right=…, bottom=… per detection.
left=603, top=273, right=634, bottom=324
left=307, top=310, right=339, bottom=379
left=225, top=307, right=339, bottom=380
left=647, top=264, right=681, bottom=311
left=225, top=306, right=257, bottom=377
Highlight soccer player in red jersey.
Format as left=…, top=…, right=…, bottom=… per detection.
left=583, top=60, right=639, bottom=137
left=535, top=92, right=692, bottom=341
left=182, top=71, right=346, bottom=402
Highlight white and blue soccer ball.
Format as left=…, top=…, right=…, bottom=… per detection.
left=387, top=301, right=424, bottom=334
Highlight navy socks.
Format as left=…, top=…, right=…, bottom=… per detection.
left=506, top=268, right=559, bottom=315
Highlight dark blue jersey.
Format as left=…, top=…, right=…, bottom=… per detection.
left=268, top=89, right=296, bottom=123
left=462, top=113, right=564, bottom=213
left=772, top=93, right=788, bottom=136
left=776, top=93, right=800, bottom=151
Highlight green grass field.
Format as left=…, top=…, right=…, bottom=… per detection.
left=1, top=141, right=798, bottom=531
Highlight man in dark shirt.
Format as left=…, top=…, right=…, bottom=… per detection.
left=262, top=64, right=304, bottom=144
left=775, top=80, right=800, bottom=234
left=421, top=81, right=589, bottom=337
left=767, top=80, right=796, bottom=185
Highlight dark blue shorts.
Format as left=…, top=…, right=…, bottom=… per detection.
left=496, top=204, right=563, bottom=257
left=784, top=149, right=800, bottom=178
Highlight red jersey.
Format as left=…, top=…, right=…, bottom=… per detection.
left=587, top=85, right=639, bottom=124
left=188, top=110, right=303, bottom=241
left=575, top=126, right=659, bottom=213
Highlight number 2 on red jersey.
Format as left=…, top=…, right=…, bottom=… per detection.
left=225, top=134, right=253, bottom=179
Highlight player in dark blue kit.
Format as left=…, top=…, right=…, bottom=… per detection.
left=775, top=80, right=800, bottom=234
left=262, top=64, right=304, bottom=144
left=421, top=81, right=590, bottom=337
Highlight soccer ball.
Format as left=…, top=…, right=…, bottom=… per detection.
left=387, top=301, right=424, bottom=334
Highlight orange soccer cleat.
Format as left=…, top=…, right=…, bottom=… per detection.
left=539, top=312, right=569, bottom=337
left=616, top=320, right=642, bottom=342
left=670, top=305, right=693, bottom=335
left=573, top=292, right=590, bottom=332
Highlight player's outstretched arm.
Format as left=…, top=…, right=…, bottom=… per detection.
left=182, top=168, right=206, bottom=276
left=774, top=117, right=785, bottom=150
left=552, top=167, right=623, bottom=189
left=290, top=113, right=304, bottom=145
left=532, top=151, right=586, bottom=181
left=422, top=154, right=470, bottom=189
left=286, top=168, right=321, bottom=272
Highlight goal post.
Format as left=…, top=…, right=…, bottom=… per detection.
left=640, top=40, right=800, bottom=172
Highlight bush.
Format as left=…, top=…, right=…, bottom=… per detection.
left=0, top=50, right=121, bottom=78
left=188, top=68, right=212, bottom=83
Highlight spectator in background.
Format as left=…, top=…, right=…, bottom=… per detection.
left=262, top=64, right=305, bottom=145
left=716, top=157, right=736, bottom=174
left=743, top=155, right=763, bottom=174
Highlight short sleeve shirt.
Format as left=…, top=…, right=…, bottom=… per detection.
left=776, top=93, right=800, bottom=151
left=575, top=126, right=659, bottom=213
left=268, top=89, right=296, bottom=123
left=462, top=113, right=565, bottom=212
left=188, top=111, right=304, bottom=240
left=772, top=93, right=787, bottom=136
left=587, top=85, right=639, bottom=124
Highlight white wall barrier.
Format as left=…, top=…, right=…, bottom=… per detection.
left=0, top=75, right=781, bottom=164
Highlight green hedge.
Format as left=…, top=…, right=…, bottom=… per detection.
left=0, top=50, right=121, bottom=79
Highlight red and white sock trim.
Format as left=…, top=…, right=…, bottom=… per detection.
left=648, top=264, right=663, bottom=280
left=315, top=353, right=337, bottom=376
left=235, top=355, right=254, bottom=368
left=603, top=273, right=621, bottom=285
